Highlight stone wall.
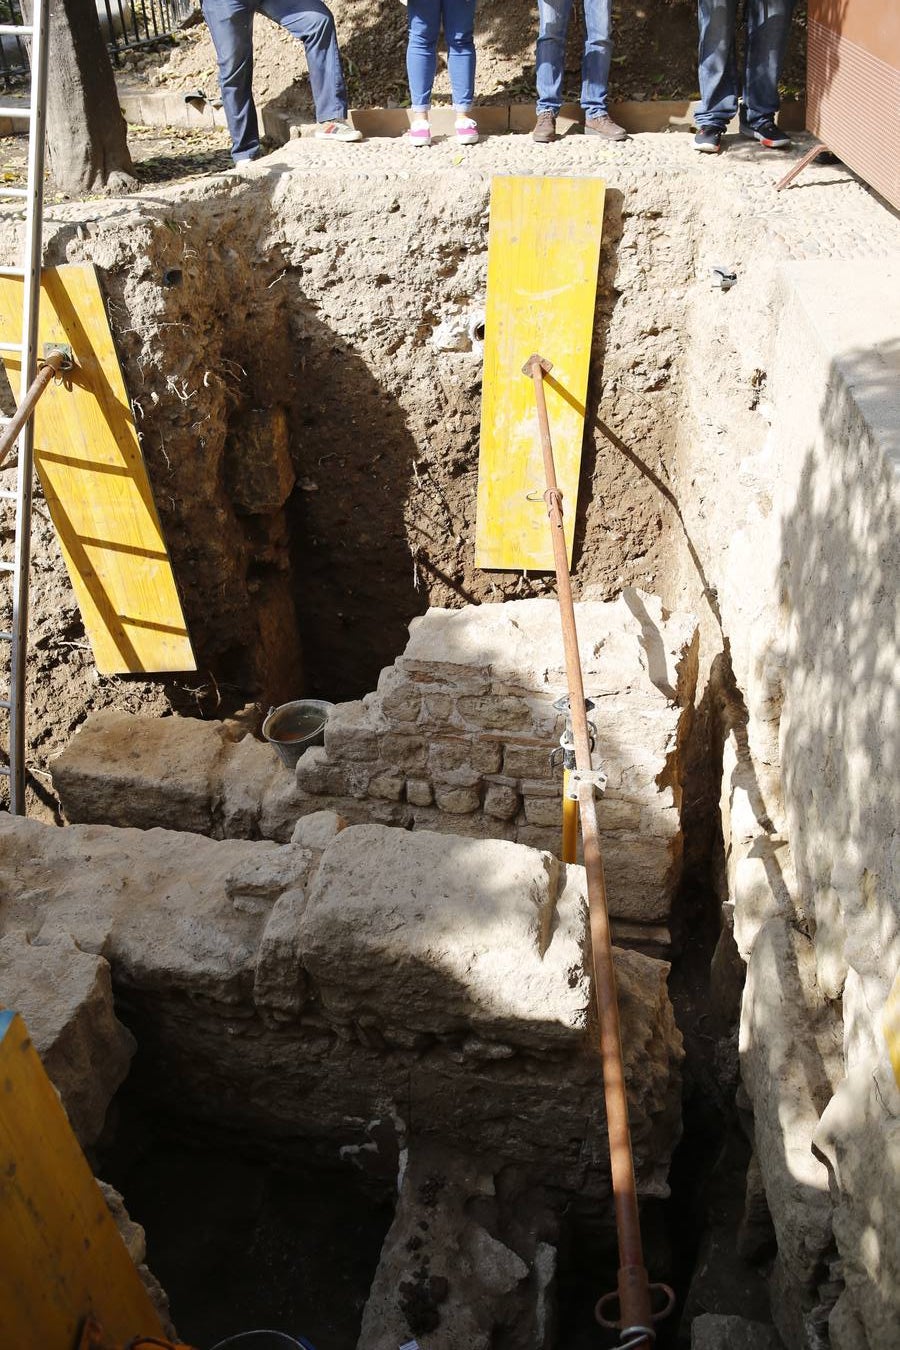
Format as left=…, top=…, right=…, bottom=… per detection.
left=0, top=814, right=683, bottom=1205
left=52, top=592, right=697, bottom=952
left=678, top=258, right=900, bottom=1348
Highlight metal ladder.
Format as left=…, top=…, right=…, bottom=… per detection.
left=0, top=0, right=51, bottom=814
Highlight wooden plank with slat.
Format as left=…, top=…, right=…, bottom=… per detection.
left=475, top=175, right=605, bottom=572
left=0, top=263, right=196, bottom=674
left=0, top=1010, right=166, bottom=1346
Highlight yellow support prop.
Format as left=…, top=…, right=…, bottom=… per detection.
left=0, top=1010, right=166, bottom=1347
left=561, top=766, right=578, bottom=864
left=475, top=175, right=606, bottom=571
left=0, top=264, right=196, bottom=675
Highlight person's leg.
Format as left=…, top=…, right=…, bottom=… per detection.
left=260, top=0, right=348, bottom=123
left=742, top=0, right=796, bottom=127
left=580, top=0, right=613, bottom=119
left=536, top=0, right=574, bottom=116
left=406, top=0, right=441, bottom=114
left=696, top=0, right=739, bottom=128
left=201, top=0, right=259, bottom=160
left=443, top=0, right=477, bottom=112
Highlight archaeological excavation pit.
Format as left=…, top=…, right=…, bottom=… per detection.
left=1, top=125, right=898, bottom=1350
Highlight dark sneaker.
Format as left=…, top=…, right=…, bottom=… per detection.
left=693, top=126, right=723, bottom=154
left=585, top=115, right=628, bottom=141
left=740, top=117, right=791, bottom=148
left=532, top=111, right=556, bottom=143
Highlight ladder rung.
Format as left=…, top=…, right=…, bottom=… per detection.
left=0, top=187, right=27, bottom=198
left=0, top=489, right=16, bottom=499
left=0, top=631, right=11, bottom=641
left=0, top=765, right=9, bottom=777
left=0, top=341, right=22, bottom=351
left=0, top=25, right=32, bottom=36
left=0, top=105, right=30, bottom=119
left=0, top=699, right=10, bottom=710
left=0, top=561, right=15, bottom=571
left=0, top=267, right=25, bottom=278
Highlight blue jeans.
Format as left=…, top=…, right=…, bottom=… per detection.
left=201, top=0, right=348, bottom=159
left=406, top=0, right=476, bottom=111
left=536, top=0, right=613, bottom=120
left=696, top=0, right=796, bottom=128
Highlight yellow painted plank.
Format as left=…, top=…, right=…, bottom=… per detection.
left=0, top=264, right=196, bottom=674
left=0, top=1010, right=165, bottom=1347
left=475, top=175, right=605, bottom=571
left=884, top=967, right=900, bottom=1089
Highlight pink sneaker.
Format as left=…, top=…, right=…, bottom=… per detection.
left=455, top=116, right=479, bottom=146
left=407, top=121, right=432, bottom=147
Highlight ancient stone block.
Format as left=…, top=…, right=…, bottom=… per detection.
left=458, top=695, right=533, bottom=731
left=428, top=737, right=502, bottom=777
left=323, top=701, right=380, bottom=762
left=434, top=782, right=481, bottom=815
left=420, top=692, right=457, bottom=726
left=523, top=796, right=563, bottom=828
left=379, top=732, right=428, bottom=772
left=379, top=675, right=422, bottom=724
left=290, top=811, right=347, bottom=850
left=52, top=710, right=226, bottom=834
left=253, top=889, right=309, bottom=1017
left=369, top=772, right=406, bottom=802
left=483, top=782, right=520, bottom=821
left=0, top=930, right=135, bottom=1146
left=215, top=732, right=282, bottom=838
left=294, top=746, right=353, bottom=796
left=406, top=778, right=434, bottom=807
left=503, top=742, right=555, bottom=780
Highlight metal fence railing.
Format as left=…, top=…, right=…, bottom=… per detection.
left=0, top=1, right=195, bottom=90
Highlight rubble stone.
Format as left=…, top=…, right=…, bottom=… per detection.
left=0, top=929, right=135, bottom=1146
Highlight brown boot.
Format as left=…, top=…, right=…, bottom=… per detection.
left=585, top=115, right=628, bottom=141
left=532, top=110, right=556, bottom=143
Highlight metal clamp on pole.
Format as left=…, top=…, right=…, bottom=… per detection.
left=0, top=345, right=72, bottom=472
left=566, top=766, right=608, bottom=799
left=524, top=352, right=674, bottom=1347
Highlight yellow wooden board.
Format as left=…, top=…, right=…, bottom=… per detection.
left=475, top=175, right=605, bottom=571
left=0, top=1010, right=166, bottom=1346
left=884, top=966, right=900, bottom=1089
left=0, top=264, right=195, bottom=674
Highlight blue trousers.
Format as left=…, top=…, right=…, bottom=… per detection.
left=696, top=0, right=796, bottom=129
left=406, top=0, right=476, bottom=112
left=536, top=0, right=613, bottom=120
left=202, top=0, right=348, bottom=159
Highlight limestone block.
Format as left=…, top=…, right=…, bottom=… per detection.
left=428, top=737, right=502, bottom=777
left=420, top=692, right=457, bottom=727
left=0, top=930, right=135, bottom=1146
left=253, top=889, right=310, bottom=1017
left=457, top=695, right=533, bottom=731
left=433, top=782, right=481, bottom=815
left=523, top=796, right=562, bottom=828
left=600, top=836, right=679, bottom=923
left=406, top=778, right=434, bottom=807
left=298, top=824, right=587, bottom=1049
left=323, top=701, right=381, bottom=762
left=290, top=810, right=347, bottom=850
left=379, top=732, right=428, bottom=772
left=259, top=773, right=313, bottom=842
left=0, top=816, right=310, bottom=1004
left=813, top=1055, right=900, bottom=1350
left=602, top=798, right=644, bottom=832
left=378, top=674, right=422, bottom=724
left=462, top=1225, right=528, bottom=1295
left=731, top=839, right=796, bottom=960
left=739, top=918, right=843, bottom=1320
left=215, top=732, right=282, bottom=838
left=52, top=710, right=226, bottom=834
left=369, top=772, right=406, bottom=802
left=690, top=1314, right=782, bottom=1349
left=225, top=405, right=295, bottom=514
left=483, top=782, right=520, bottom=821
left=294, top=745, right=355, bottom=796
left=503, top=742, right=555, bottom=780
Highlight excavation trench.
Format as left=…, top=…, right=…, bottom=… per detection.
left=0, top=139, right=896, bottom=1349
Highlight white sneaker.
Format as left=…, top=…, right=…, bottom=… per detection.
left=315, top=120, right=363, bottom=142
left=455, top=116, right=479, bottom=146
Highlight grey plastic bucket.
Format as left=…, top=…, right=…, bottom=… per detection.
left=262, top=699, right=333, bottom=770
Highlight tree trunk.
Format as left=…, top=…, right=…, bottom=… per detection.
left=22, top=0, right=135, bottom=194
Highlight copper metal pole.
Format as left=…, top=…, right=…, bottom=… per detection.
left=523, top=354, right=660, bottom=1344
left=0, top=348, right=66, bottom=471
